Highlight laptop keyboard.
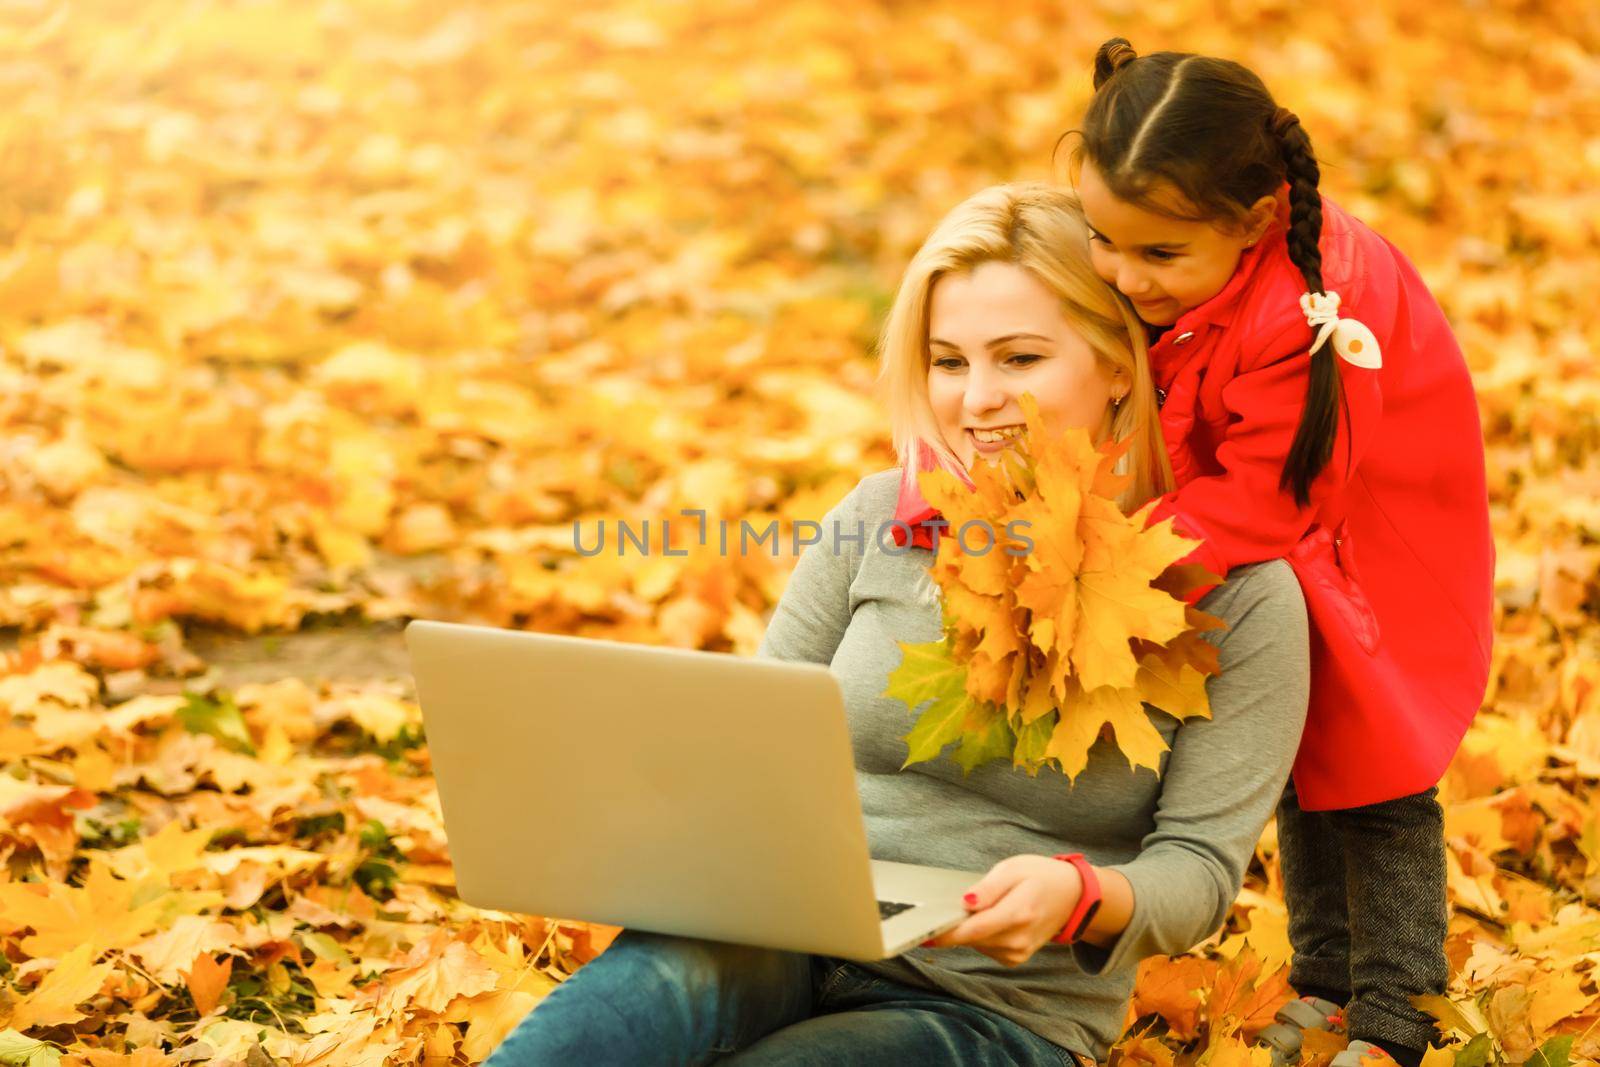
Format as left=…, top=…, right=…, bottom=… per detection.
left=877, top=899, right=916, bottom=921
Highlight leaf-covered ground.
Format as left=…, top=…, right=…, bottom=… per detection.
left=0, top=1, right=1596, bottom=1064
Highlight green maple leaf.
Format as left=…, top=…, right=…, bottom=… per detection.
left=1529, top=1036, right=1574, bottom=1067
left=0, top=1029, right=62, bottom=1067
left=177, top=691, right=256, bottom=755
left=1012, top=710, right=1057, bottom=775
left=953, top=705, right=1016, bottom=775
left=884, top=639, right=973, bottom=767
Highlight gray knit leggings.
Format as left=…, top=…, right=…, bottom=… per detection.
left=1275, top=777, right=1449, bottom=1052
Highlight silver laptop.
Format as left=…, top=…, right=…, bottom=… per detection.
left=404, top=619, right=977, bottom=960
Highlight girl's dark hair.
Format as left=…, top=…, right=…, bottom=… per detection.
left=1075, top=37, right=1337, bottom=507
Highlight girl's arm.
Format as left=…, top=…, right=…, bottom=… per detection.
left=1149, top=322, right=1384, bottom=601
left=1065, top=560, right=1310, bottom=976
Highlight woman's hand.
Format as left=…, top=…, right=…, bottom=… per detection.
left=918, top=854, right=1082, bottom=968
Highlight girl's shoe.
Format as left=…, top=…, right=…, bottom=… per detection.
left=1256, top=995, right=1345, bottom=1067
left=1329, top=1040, right=1400, bottom=1067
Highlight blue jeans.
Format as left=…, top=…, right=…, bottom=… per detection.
left=484, top=929, right=1085, bottom=1066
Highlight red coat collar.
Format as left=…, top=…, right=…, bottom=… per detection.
left=889, top=439, right=975, bottom=550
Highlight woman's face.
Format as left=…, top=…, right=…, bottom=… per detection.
left=927, top=259, right=1126, bottom=470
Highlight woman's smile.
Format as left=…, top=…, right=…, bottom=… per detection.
left=969, top=425, right=1028, bottom=453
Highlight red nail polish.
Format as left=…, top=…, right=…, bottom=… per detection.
left=963, top=892, right=977, bottom=905
left=920, top=939, right=937, bottom=947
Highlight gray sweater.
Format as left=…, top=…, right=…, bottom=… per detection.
left=755, top=467, right=1310, bottom=1059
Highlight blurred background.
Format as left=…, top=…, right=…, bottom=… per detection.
left=0, top=0, right=1596, bottom=1063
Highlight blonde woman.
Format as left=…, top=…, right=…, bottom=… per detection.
left=485, top=183, right=1310, bottom=1067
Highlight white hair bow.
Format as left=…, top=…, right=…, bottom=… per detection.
left=1300, top=291, right=1381, bottom=370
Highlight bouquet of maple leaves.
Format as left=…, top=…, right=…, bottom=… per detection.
left=884, top=393, right=1228, bottom=782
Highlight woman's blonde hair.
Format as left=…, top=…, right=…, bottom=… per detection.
left=875, top=181, right=1174, bottom=512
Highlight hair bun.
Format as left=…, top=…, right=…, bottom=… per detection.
left=1093, top=38, right=1138, bottom=90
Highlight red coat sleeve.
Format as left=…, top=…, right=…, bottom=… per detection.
left=1149, top=318, right=1385, bottom=604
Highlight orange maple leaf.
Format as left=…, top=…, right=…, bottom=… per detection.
left=181, top=952, right=234, bottom=1017
left=1130, top=954, right=1215, bottom=1041
left=1206, top=943, right=1294, bottom=1043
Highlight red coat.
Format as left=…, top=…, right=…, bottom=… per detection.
left=892, top=194, right=1494, bottom=811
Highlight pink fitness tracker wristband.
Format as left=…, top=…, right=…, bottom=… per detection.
left=1049, top=853, right=1102, bottom=945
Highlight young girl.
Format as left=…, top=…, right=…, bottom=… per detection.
left=1065, top=38, right=1495, bottom=1067
left=483, top=183, right=1312, bottom=1066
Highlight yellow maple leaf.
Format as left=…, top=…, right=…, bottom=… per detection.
left=1136, top=648, right=1214, bottom=724
left=1198, top=1037, right=1275, bottom=1067
left=1056, top=681, right=1172, bottom=777
left=1071, top=501, right=1193, bottom=692
left=128, top=915, right=243, bottom=985
left=0, top=857, right=169, bottom=959
left=5, top=942, right=115, bottom=1031
left=0, top=660, right=99, bottom=716
left=1043, top=686, right=1106, bottom=781
left=1525, top=967, right=1595, bottom=1036
left=1216, top=888, right=1293, bottom=970
left=362, top=932, right=499, bottom=1018
left=108, top=819, right=214, bottom=884
left=452, top=988, right=551, bottom=1063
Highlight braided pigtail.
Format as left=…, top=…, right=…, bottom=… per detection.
left=1274, top=108, right=1343, bottom=508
